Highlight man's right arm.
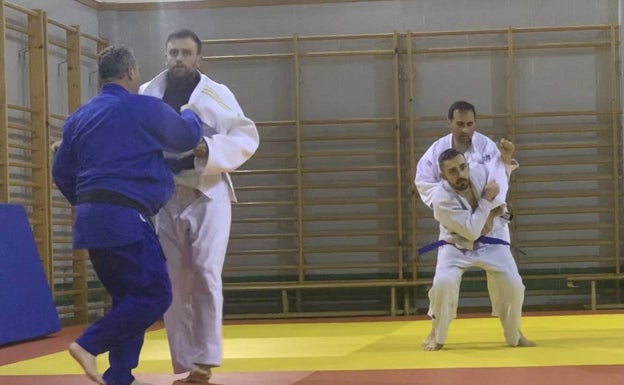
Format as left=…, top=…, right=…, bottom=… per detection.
left=138, top=95, right=203, bottom=153
left=415, top=146, right=439, bottom=208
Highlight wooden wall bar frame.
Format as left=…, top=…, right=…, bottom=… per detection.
left=0, top=0, right=9, bottom=202
left=28, top=9, right=52, bottom=284
left=65, top=24, right=88, bottom=324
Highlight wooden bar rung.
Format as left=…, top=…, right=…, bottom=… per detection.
left=5, top=22, right=28, bottom=34
left=516, top=206, right=614, bottom=215
left=230, top=233, right=298, bottom=240
left=224, top=264, right=297, bottom=272
left=226, top=248, right=297, bottom=255
left=304, top=229, right=397, bottom=238
left=301, top=165, right=397, bottom=173
left=518, top=239, right=613, bottom=247
left=303, top=150, right=396, bottom=157
left=8, top=122, right=34, bottom=131
left=4, top=1, right=38, bottom=16
left=516, top=189, right=613, bottom=199
left=255, top=120, right=297, bottom=127
left=231, top=168, right=296, bottom=175
left=519, top=155, right=613, bottom=166
left=8, top=197, right=35, bottom=205
left=233, top=201, right=296, bottom=207
left=80, top=31, right=108, bottom=45
left=301, top=117, right=395, bottom=125
left=6, top=104, right=32, bottom=112
left=299, top=32, right=394, bottom=41
left=515, top=174, right=615, bottom=182
left=49, top=112, right=66, bottom=120
left=7, top=142, right=35, bottom=151
left=303, top=197, right=396, bottom=205
left=301, top=49, right=395, bottom=57
left=303, top=245, right=397, bottom=253
left=47, top=18, right=76, bottom=33
left=302, top=181, right=396, bottom=189
left=8, top=160, right=42, bottom=169
left=48, top=36, right=69, bottom=50
left=204, top=53, right=294, bottom=61
left=232, top=216, right=297, bottom=223
left=203, top=36, right=293, bottom=44
left=55, top=272, right=81, bottom=279
left=515, top=222, right=613, bottom=232
left=234, top=184, right=296, bottom=191
left=9, top=179, right=41, bottom=187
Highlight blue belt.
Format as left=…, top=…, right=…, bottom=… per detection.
left=417, top=236, right=511, bottom=255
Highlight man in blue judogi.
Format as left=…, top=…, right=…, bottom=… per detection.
left=52, top=45, right=202, bottom=385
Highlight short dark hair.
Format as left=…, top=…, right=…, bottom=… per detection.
left=166, top=28, right=202, bottom=55
left=97, top=45, right=137, bottom=83
left=438, top=148, right=464, bottom=169
left=447, top=100, right=476, bottom=120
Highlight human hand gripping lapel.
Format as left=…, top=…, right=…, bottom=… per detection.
left=189, top=84, right=259, bottom=175
left=482, top=180, right=500, bottom=201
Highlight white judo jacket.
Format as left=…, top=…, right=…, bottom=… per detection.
left=415, top=131, right=517, bottom=209
left=431, top=163, right=507, bottom=250
left=140, top=70, right=259, bottom=202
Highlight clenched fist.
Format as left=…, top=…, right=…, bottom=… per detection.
left=497, top=138, right=515, bottom=164
left=482, top=180, right=499, bottom=201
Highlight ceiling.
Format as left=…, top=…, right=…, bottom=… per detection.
left=95, top=0, right=196, bottom=2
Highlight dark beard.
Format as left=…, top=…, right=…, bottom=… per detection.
left=166, top=70, right=199, bottom=87
left=455, top=179, right=470, bottom=191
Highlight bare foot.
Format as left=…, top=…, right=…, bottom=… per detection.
left=172, top=367, right=212, bottom=384
left=68, top=342, right=105, bottom=385
left=514, top=334, right=536, bottom=347
left=423, top=339, right=444, bottom=351
left=422, top=328, right=435, bottom=348
left=422, top=328, right=444, bottom=350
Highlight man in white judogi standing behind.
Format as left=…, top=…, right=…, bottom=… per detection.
left=140, top=29, right=259, bottom=385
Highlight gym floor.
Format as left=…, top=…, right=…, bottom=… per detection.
left=0, top=311, right=622, bottom=385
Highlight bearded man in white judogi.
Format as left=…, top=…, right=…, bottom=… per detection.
left=423, top=148, right=534, bottom=351
left=140, top=29, right=259, bottom=385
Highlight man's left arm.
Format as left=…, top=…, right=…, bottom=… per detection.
left=51, top=131, right=77, bottom=205
left=484, top=138, right=518, bottom=203
left=497, top=138, right=519, bottom=179
left=193, top=86, right=259, bottom=173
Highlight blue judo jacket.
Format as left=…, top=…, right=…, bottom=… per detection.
left=53, top=83, right=202, bottom=248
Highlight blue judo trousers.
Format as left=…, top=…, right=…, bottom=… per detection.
left=52, top=83, right=202, bottom=385
left=77, top=212, right=171, bottom=385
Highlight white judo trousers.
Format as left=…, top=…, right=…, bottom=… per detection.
left=157, top=182, right=231, bottom=372
left=428, top=243, right=525, bottom=346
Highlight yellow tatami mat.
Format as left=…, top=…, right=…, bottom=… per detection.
left=1, top=314, right=622, bottom=376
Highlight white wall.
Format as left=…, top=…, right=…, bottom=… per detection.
left=99, top=0, right=617, bottom=78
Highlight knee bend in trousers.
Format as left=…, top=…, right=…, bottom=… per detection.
left=430, top=274, right=461, bottom=294
left=496, top=280, right=525, bottom=307
left=138, top=291, right=172, bottom=325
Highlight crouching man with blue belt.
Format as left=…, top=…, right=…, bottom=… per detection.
left=52, top=45, right=203, bottom=385
left=422, top=148, right=535, bottom=351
